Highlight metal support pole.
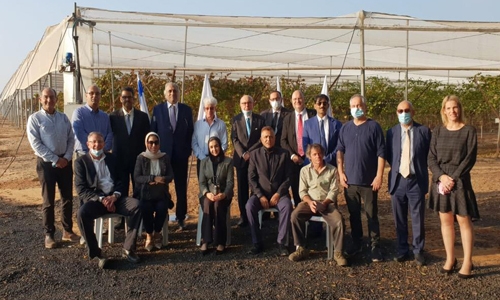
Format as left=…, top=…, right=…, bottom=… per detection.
left=108, top=31, right=114, bottom=111
left=405, top=19, right=409, bottom=100
left=97, top=44, right=100, bottom=78
left=30, top=85, right=34, bottom=115
left=358, top=11, right=366, bottom=97
left=181, top=23, right=189, bottom=103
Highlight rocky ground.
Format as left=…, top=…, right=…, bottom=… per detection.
left=1, top=121, right=500, bottom=300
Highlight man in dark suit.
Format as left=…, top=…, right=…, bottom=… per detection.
left=246, top=126, right=293, bottom=255
left=386, top=100, right=431, bottom=266
left=75, top=132, right=142, bottom=269
left=151, top=82, right=194, bottom=230
left=302, top=94, right=342, bottom=166
left=231, top=95, right=265, bottom=227
left=109, top=87, right=150, bottom=229
left=260, top=91, right=290, bottom=148
left=280, top=90, right=316, bottom=207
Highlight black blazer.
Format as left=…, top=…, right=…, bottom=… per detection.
left=248, top=147, right=291, bottom=199
left=133, top=154, right=174, bottom=199
left=260, top=107, right=291, bottom=147
left=74, top=153, right=124, bottom=204
left=150, top=102, right=194, bottom=160
left=280, top=109, right=316, bottom=158
left=231, top=112, right=265, bottom=168
left=109, top=108, right=150, bottom=167
left=198, top=156, right=234, bottom=200
left=386, top=122, right=431, bottom=195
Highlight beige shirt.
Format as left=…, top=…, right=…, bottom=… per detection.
left=298, top=162, right=339, bottom=202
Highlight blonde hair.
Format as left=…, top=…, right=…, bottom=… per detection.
left=440, top=95, right=464, bottom=125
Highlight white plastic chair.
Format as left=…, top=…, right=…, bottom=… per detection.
left=94, top=213, right=126, bottom=249
left=305, top=215, right=333, bottom=260
left=137, top=218, right=169, bottom=247
left=196, top=205, right=231, bottom=246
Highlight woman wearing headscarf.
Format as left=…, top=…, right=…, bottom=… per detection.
left=134, top=132, right=174, bottom=251
left=198, top=136, right=234, bottom=255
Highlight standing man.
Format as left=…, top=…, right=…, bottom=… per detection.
left=302, top=94, right=342, bottom=166
left=75, top=132, right=142, bottom=269
left=288, top=144, right=347, bottom=266
left=280, top=90, right=316, bottom=207
left=192, top=96, right=228, bottom=177
left=260, top=91, right=290, bottom=148
left=336, top=94, right=385, bottom=262
left=27, top=87, right=79, bottom=248
left=231, top=95, right=265, bottom=227
left=151, top=82, right=194, bottom=230
left=386, top=100, right=431, bottom=266
left=72, top=84, right=113, bottom=155
left=246, top=127, right=293, bottom=255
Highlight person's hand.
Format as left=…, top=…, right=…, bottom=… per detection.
left=102, top=195, right=117, bottom=212
left=55, top=158, right=68, bottom=169
left=308, top=201, right=318, bottom=214
left=214, top=193, right=225, bottom=202
left=371, top=175, right=382, bottom=191
left=269, top=193, right=280, bottom=207
left=339, top=172, right=348, bottom=189
left=292, top=155, right=303, bottom=165
left=243, top=152, right=250, bottom=161
left=440, top=175, right=455, bottom=192
left=154, top=176, right=166, bottom=184
left=259, top=196, right=269, bottom=210
left=206, top=192, right=215, bottom=201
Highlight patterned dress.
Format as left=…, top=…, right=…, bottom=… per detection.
left=427, top=125, right=479, bottom=219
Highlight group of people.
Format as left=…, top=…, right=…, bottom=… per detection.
left=27, top=83, right=478, bottom=279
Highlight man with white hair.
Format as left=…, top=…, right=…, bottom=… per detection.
left=192, top=96, right=228, bottom=177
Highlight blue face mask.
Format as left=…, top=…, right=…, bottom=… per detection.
left=242, top=110, right=252, bottom=117
left=90, top=149, right=103, bottom=157
left=398, top=112, right=412, bottom=125
left=350, top=107, right=364, bottom=119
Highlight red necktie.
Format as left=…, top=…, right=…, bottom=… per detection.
left=297, top=114, right=304, bottom=156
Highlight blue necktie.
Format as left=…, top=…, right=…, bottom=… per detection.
left=320, top=119, right=327, bottom=150
left=246, top=117, right=251, bottom=136
left=126, top=114, right=131, bottom=135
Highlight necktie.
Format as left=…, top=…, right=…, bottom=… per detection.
left=319, top=119, right=327, bottom=150
left=400, top=129, right=411, bottom=178
left=297, top=114, right=304, bottom=156
left=271, top=112, right=279, bottom=133
left=126, top=114, right=131, bottom=135
left=246, top=117, right=251, bottom=137
left=169, top=105, right=177, bottom=131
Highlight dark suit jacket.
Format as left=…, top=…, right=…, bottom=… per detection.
left=150, top=102, right=194, bottom=160
left=198, top=156, right=234, bottom=200
left=74, top=153, right=124, bottom=204
left=109, top=108, right=150, bottom=168
left=133, top=154, right=174, bottom=200
left=260, top=107, right=291, bottom=148
left=248, top=147, right=291, bottom=199
left=280, top=109, right=316, bottom=158
left=302, top=115, right=342, bottom=166
left=231, top=112, right=265, bottom=168
left=386, top=122, right=431, bottom=195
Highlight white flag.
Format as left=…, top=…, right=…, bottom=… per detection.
left=197, top=74, right=214, bottom=121
left=137, top=76, right=150, bottom=120
left=321, top=75, right=332, bottom=117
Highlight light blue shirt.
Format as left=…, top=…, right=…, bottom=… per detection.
left=27, top=109, right=75, bottom=163
left=400, top=124, right=415, bottom=175
left=72, top=104, right=113, bottom=152
left=191, top=117, right=228, bottom=160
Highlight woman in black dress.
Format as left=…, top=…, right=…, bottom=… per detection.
left=198, top=136, right=234, bottom=255
left=428, top=95, right=478, bottom=279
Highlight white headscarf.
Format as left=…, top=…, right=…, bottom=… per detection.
left=141, top=132, right=166, bottom=176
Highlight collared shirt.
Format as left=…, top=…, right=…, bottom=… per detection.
left=167, top=102, right=178, bottom=120
left=191, top=117, right=228, bottom=160
left=27, top=109, right=75, bottom=163
left=91, top=154, right=114, bottom=195
left=316, top=115, right=329, bottom=148
left=122, top=107, right=135, bottom=128
left=72, top=104, right=113, bottom=152
left=299, top=162, right=339, bottom=202
left=294, top=109, right=309, bottom=133
left=400, top=124, right=415, bottom=175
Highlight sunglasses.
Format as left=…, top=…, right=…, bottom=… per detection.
left=147, top=140, right=159, bottom=145
left=316, top=101, right=329, bottom=106
left=397, top=108, right=411, bottom=114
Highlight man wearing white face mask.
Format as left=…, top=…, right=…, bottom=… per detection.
left=261, top=91, right=290, bottom=148
left=336, top=94, right=385, bottom=262
left=386, top=100, right=431, bottom=266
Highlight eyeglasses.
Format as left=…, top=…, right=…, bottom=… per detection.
left=121, top=96, right=133, bottom=100
left=316, top=101, right=329, bottom=106
left=397, top=108, right=411, bottom=114
left=147, top=141, right=159, bottom=145
left=204, top=107, right=215, bottom=111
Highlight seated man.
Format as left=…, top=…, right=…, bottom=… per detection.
left=288, top=144, right=348, bottom=266
left=246, top=126, right=293, bottom=256
left=75, top=132, right=142, bottom=269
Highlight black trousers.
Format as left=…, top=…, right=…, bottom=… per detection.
left=36, top=157, right=74, bottom=235
left=235, top=165, right=250, bottom=223
left=141, top=199, right=168, bottom=234
left=77, top=197, right=142, bottom=258
left=344, top=185, right=380, bottom=248
left=171, top=157, right=189, bottom=222
left=200, top=196, right=230, bottom=245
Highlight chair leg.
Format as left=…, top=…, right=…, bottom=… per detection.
left=95, top=218, right=103, bottom=249
left=108, top=217, right=115, bottom=244
left=196, top=206, right=203, bottom=246
left=162, top=218, right=169, bottom=245
left=258, top=210, right=263, bottom=229
left=326, top=224, right=332, bottom=260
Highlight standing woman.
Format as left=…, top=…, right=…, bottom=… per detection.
left=428, top=95, right=478, bottom=279
left=199, top=136, right=234, bottom=255
left=134, top=132, right=174, bottom=251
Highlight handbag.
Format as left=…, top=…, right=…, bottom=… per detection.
left=140, top=183, right=174, bottom=209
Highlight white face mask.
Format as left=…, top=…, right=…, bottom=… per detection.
left=242, top=110, right=252, bottom=117
left=350, top=107, right=364, bottom=119
left=270, top=100, right=280, bottom=110
left=90, top=149, right=103, bottom=157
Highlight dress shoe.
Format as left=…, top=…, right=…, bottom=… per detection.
left=237, top=219, right=248, bottom=228
left=248, top=243, right=263, bottom=255
left=94, top=254, right=109, bottom=269
left=414, top=253, right=426, bottom=266
left=62, top=231, right=80, bottom=242
left=154, top=232, right=163, bottom=250
left=440, top=258, right=458, bottom=274
left=457, top=272, right=474, bottom=279
left=122, top=249, right=140, bottom=263
left=371, top=246, right=383, bottom=262
left=177, top=220, right=186, bottom=232
left=145, top=234, right=154, bottom=252
left=278, top=244, right=289, bottom=256
left=200, top=243, right=209, bottom=256
left=215, top=245, right=225, bottom=255
left=345, top=244, right=362, bottom=257
left=394, top=253, right=410, bottom=263
left=44, top=235, right=57, bottom=249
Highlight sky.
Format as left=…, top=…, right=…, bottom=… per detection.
left=1, top=0, right=500, bottom=91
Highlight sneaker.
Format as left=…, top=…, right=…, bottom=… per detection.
left=45, top=235, right=57, bottom=249
left=334, top=251, right=348, bottom=267
left=415, top=253, right=426, bottom=266
left=278, top=244, right=289, bottom=256
left=94, top=254, right=109, bottom=269
left=371, top=246, right=383, bottom=262
left=62, top=231, right=80, bottom=242
left=288, top=246, right=309, bottom=262
left=122, top=249, right=140, bottom=263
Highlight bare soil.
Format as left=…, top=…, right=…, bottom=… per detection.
left=1, top=121, right=499, bottom=299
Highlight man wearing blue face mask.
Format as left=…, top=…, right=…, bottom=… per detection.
left=261, top=91, right=290, bottom=148
left=336, top=94, right=385, bottom=262
left=386, top=100, right=431, bottom=266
